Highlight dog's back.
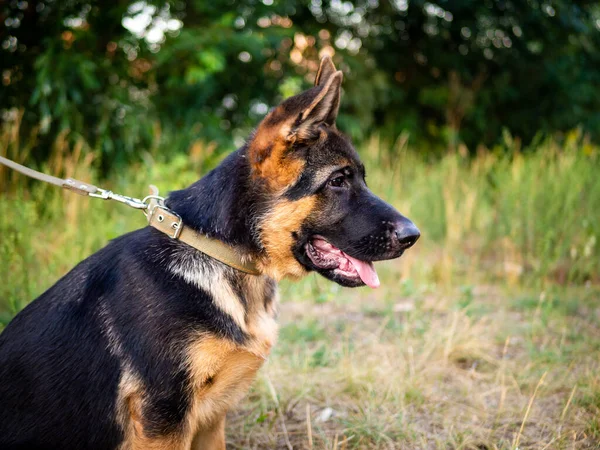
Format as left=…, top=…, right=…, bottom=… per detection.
left=0, top=220, right=278, bottom=449
left=0, top=237, right=129, bottom=448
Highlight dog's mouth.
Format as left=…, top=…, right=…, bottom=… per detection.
left=305, top=236, right=380, bottom=288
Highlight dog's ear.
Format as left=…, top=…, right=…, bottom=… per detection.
left=247, top=64, right=343, bottom=189
left=315, top=56, right=337, bottom=87
left=290, top=69, right=343, bottom=142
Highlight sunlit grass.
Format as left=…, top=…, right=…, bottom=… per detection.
left=1, top=120, right=599, bottom=448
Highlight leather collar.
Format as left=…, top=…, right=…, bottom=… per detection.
left=147, top=203, right=260, bottom=276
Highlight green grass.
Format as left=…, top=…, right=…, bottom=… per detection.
left=1, top=123, right=600, bottom=448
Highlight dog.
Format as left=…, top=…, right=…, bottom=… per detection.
left=0, top=56, right=419, bottom=449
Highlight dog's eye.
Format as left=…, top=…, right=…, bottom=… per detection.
left=328, top=175, right=345, bottom=188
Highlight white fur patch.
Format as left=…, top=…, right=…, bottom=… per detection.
left=98, top=302, right=125, bottom=358
left=168, top=253, right=248, bottom=332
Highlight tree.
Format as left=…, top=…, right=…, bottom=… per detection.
left=2, top=0, right=599, bottom=170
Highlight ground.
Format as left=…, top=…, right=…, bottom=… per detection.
left=226, top=259, right=600, bottom=450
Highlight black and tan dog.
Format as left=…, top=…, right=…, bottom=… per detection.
left=0, top=57, right=419, bottom=449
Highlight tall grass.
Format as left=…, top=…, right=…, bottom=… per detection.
left=2, top=120, right=600, bottom=448
left=1, top=120, right=599, bottom=322
left=361, top=131, right=600, bottom=287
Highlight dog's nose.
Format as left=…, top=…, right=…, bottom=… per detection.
left=393, top=219, right=420, bottom=249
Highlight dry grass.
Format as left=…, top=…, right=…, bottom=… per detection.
left=1, top=120, right=600, bottom=448
left=227, top=271, right=600, bottom=449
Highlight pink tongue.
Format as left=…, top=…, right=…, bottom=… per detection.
left=344, top=253, right=380, bottom=289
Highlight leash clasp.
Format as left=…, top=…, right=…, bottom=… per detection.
left=89, top=188, right=148, bottom=210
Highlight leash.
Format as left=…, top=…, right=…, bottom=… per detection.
left=0, top=156, right=260, bottom=276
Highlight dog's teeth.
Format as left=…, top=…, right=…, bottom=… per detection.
left=339, top=258, right=352, bottom=272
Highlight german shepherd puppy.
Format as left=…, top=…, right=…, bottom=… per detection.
left=0, top=57, right=419, bottom=449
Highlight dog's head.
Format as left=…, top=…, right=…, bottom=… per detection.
left=250, top=57, right=420, bottom=287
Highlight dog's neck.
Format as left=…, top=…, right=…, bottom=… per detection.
left=160, top=153, right=278, bottom=335
left=166, top=148, right=266, bottom=257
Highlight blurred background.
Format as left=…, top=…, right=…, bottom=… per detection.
left=2, top=0, right=600, bottom=165
left=1, top=1, right=600, bottom=448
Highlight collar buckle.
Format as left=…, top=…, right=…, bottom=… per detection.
left=148, top=205, right=183, bottom=239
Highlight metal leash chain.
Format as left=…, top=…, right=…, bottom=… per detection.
left=88, top=187, right=148, bottom=210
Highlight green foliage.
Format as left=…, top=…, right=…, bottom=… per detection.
left=2, top=0, right=600, bottom=170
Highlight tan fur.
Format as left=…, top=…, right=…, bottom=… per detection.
left=249, top=123, right=305, bottom=191
left=116, top=343, right=260, bottom=450
left=185, top=338, right=265, bottom=439
left=208, top=278, right=247, bottom=333
left=115, top=371, right=141, bottom=450
left=292, top=71, right=343, bottom=141
left=315, top=55, right=337, bottom=86
left=190, top=415, right=226, bottom=450
left=243, top=275, right=279, bottom=357
left=185, top=275, right=278, bottom=446
left=170, top=262, right=248, bottom=333
left=117, top=372, right=189, bottom=450
left=113, top=60, right=344, bottom=450
left=247, top=60, right=341, bottom=195
left=257, top=196, right=316, bottom=280
left=117, top=275, right=278, bottom=450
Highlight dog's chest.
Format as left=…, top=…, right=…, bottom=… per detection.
left=185, top=277, right=279, bottom=430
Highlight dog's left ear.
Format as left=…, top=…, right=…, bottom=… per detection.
left=289, top=69, right=343, bottom=142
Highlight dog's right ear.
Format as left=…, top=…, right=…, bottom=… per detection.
left=315, top=56, right=337, bottom=86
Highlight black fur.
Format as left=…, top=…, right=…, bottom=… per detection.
left=0, top=160, right=251, bottom=449
left=167, top=148, right=267, bottom=254
left=278, top=128, right=419, bottom=286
